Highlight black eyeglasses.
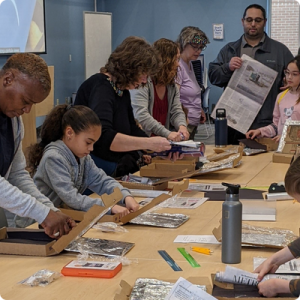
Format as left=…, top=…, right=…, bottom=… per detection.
left=244, top=17, right=265, bottom=23
left=189, top=43, right=207, bottom=51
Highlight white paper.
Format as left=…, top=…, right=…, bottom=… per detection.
left=174, top=235, right=221, bottom=244
left=188, top=183, right=226, bottom=191
left=159, top=197, right=208, bottom=209
left=211, top=55, right=278, bottom=134
left=164, top=277, right=216, bottom=300
left=213, top=24, right=224, bottom=40
left=253, top=257, right=300, bottom=274
left=171, top=140, right=201, bottom=149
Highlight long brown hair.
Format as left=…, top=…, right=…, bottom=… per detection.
left=100, top=36, right=161, bottom=89
left=285, top=156, right=300, bottom=196
left=285, top=55, right=300, bottom=104
left=27, top=105, right=101, bottom=174
left=152, top=38, right=179, bottom=86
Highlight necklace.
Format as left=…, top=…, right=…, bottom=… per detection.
left=107, top=78, right=123, bottom=97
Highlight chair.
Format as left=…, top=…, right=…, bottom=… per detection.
left=199, top=87, right=214, bottom=139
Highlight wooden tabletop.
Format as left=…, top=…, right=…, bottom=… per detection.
left=0, top=148, right=296, bottom=300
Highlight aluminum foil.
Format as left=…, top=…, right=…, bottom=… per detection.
left=130, top=212, right=189, bottom=228
left=241, top=223, right=298, bottom=248
left=65, top=237, right=135, bottom=257
left=243, top=148, right=266, bottom=156
left=277, top=120, right=300, bottom=153
left=207, top=147, right=241, bottom=161
left=129, top=278, right=206, bottom=300
left=201, top=153, right=241, bottom=171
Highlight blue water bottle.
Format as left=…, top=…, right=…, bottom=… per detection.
left=215, top=108, right=228, bottom=147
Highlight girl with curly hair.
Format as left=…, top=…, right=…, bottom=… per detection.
left=74, top=36, right=171, bottom=177
left=130, top=38, right=189, bottom=142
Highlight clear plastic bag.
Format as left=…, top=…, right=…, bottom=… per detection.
left=19, top=269, right=61, bottom=287
left=92, top=222, right=128, bottom=233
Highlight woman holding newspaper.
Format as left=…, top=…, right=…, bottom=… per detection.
left=246, top=55, right=300, bottom=142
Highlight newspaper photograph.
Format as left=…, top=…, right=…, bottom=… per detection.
left=211, top=54, right=278, bottom=134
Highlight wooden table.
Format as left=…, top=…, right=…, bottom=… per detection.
left=0, top=149, right=296, bottom=300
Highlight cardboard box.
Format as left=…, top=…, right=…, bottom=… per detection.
left=115, top=276, right=212, bottom=300
left=256, top=137, right=278, bottom=151
left=0, top=189, right=122, bottom=256
left=272, top=152, right=293, bottom=164
left=140, top=162, right=195, bottom=178
left=211, top=274, right=294, bottom=299
left=62, top=180, right=189, bottom=226
left=119, top=180, right=168, bottom=191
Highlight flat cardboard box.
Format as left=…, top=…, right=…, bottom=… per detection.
left=115, top=276, right=212, bottom=300
left=211, top=274, right=294, bottom=299
left=0, top=189, right=122, bottom=256
left=62, top=180, right=189, bottom=226
left=140, top=162, right=195, bottom=178
left=119, top=180, right=168, bottom=190
left=272, top=152, right=293, bottom=164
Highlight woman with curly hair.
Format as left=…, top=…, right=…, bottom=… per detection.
left=131, top=38, right=189, bottom=142
left=74, top=36, right=171, bottom=177
left=177, top=26, right=210, bottom=140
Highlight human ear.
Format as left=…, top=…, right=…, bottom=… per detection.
left=65, top=126, right=74, bottom=140
left=3, top=71, right=15, bottom=87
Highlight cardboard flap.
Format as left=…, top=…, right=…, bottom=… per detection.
left=114, top=280, right=132, bottom=300
left=212, top=220, right=222, bottom=242
left=171, top=179, right=189, bottom=196
left=0, top=227, right=7, bottom=240
left=101, top=187, right=123, bottom=207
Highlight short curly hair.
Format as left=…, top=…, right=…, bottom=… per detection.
left=177, top=26, right=209, bottom=53
left=1, top=53, right=51, bottom=94
left=152, top=38, right=179, bottom=86
left=100, top=36, right=161, bottom=89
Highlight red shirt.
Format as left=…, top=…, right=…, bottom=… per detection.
left=152, top=84, right=168, bottom=130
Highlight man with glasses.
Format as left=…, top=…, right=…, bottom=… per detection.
left=208, top=4, right=293, bottom=144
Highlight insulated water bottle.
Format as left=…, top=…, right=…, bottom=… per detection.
left=215, top=108, right=228, bottom=147
left=221, top=182, right=242, bottom=264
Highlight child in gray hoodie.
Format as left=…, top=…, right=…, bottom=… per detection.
left=28, top=104, right=139, bottom=216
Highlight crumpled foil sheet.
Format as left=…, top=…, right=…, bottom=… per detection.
left=207, top=147, right=241, bottom=161
left=65, top=237, right=135, bottom=257
left=130, top=212, right=189, bottom=228
left=241, top=223, right=298, bottom=248
left=201, top=153, right=241, bottom=172
left=129, top=278, right=206, bottom=300
left=277, top=120, right=300, bottom=153
left=243, top=148, right=266, bottom=156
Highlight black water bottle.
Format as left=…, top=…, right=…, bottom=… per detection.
left=221, top=182, right=242, bottom=264
left=215, top=108, right=228, bottom=147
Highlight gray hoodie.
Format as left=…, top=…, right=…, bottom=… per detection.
left=4, top=117, right=58, bottom=228
left=33, top=140, right=131, bottom=211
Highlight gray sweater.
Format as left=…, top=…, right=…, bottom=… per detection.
left=33, top=140, right=131, bottom=211
left=4, top=117, right=58, bottom=228
left=130, top=78, right=187, bottom=138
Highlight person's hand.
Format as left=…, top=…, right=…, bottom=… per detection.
left=167, top=151, right=184, bottom=162
left=229, top=57, right=243, bottom=71
left=178, top=126, right=189, bottom=140
left=142, top=154, right=152, bottom=164
left=168, top=131, right=182, bottom=142
left=148, top=136, right=171, bottom=152
left=40, top=210, right=76, bottom=239
left=200, top=110, right=206, bottom=124
left=258, top=279, right=290, bottom=297
left=111, top=205, right=130, bottom=218
left=272, top=135, right=281, bottom=142
left=254, top=257, right=280, bottom=282
left=124, top=196, right=140, bottom=212
left=245, top=129, right=261, bottom=139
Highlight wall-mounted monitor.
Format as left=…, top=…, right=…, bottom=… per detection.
left=0, top=0, right=46, bottom=55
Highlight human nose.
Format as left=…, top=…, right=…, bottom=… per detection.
left=88, top=144, right=94, bottom=151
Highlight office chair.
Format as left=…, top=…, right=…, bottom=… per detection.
left=199, top=87, right=214, bottom=139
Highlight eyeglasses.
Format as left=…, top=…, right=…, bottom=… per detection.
left=284, top=70, right=300, bottom=77
left=243, top=17, right=265, bottom=23
left=189, top=43, right=206, bottom=51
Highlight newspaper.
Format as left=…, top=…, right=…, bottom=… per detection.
left=215, top=266, right=300, bottom=286
left=211, top=54, right=278, bottom=134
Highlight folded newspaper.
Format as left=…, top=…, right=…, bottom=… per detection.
left=215, top=266, right=300, bottom=286
left=211, top=54, right=278, bottom=134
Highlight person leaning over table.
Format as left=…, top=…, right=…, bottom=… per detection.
left=0, top=53, right=76, bottom=238
left=74, top=36, right=171, bottom=177
left=208, top=3, right=293, bottom=145
left=130, top=38, right=189, bottom=142
left=254, top=156, right=300, bottom=297
left=176, top=26, right=210, bottom=141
